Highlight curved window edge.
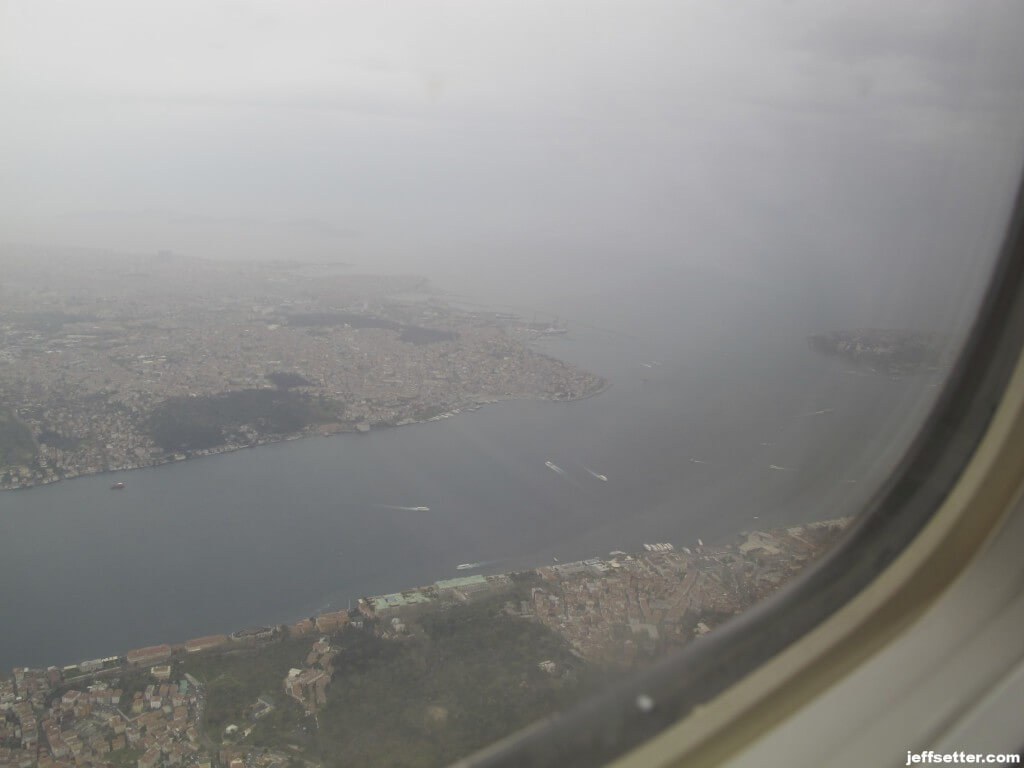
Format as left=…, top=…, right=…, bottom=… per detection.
left=458, top=169, right=1024, bottom=768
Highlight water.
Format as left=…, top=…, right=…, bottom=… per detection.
left=0, top=267, right=946, bottom=669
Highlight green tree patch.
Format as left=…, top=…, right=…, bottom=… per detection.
left=146, top=390, right=342, bottom=452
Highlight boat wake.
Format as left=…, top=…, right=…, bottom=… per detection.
left=582, top=466, right=608, bottom=482
left=802, top=408, right=836, bottom=417
left=376, top=504, right=431, bottom=512
left=545, top=461, right=565, bottom=475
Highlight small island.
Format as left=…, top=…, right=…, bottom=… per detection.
left=0, top=248, right=604, bottom=490
left=808, top=328, right=950, bottom=374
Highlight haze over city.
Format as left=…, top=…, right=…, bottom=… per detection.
left=3, top=3, right=1024, bottom=768
left=4, top=0, right=1024, bottom=325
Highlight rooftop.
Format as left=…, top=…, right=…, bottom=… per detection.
left=434, top=575, right=488, bottom=590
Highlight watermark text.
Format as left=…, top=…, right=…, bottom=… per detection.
left=907, top=752, right=1020, bottom=765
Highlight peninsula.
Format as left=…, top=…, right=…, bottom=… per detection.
left=0, top=248, right=604, bottom=490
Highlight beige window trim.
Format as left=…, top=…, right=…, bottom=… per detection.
left=613, top=348, right=1024, bottom=768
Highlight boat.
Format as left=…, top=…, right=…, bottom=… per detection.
left=110, top=481, right=125, bottom=490
left=545, top=461, right=564, bottom=474
left=456, top=562, right=482, bottom=571
left=583, top=466, right=608, bottom=482
left=411, top=506, right=430, bottom=512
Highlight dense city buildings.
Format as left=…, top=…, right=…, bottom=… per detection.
left=0, top=249, right=856, bottom=768
left=0, top=249, right=603, bottom=490
left=0, top=518, right=847, bottom=768
left=0, top=664, right=206, bottom=768
left=524, top=519, right=850, bottom=664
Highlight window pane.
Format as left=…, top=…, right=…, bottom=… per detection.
left=2, top=2, right=1023, bottom=766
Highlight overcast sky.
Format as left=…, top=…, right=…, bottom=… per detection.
left=2, top=0, right=1024, bottom=323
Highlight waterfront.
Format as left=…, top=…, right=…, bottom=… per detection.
left=0, top=516, right=847, bottom=768
left=0, top=267, right=947, bottom=670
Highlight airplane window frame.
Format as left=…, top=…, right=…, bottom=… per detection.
left=461, top=173, right=1024, bottom=767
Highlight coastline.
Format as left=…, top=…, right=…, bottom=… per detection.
left=18, top=513, right=846, bottom=673
left=0, top=517, right=852, bottom=768
left=0, top=380, right=608, bottom=493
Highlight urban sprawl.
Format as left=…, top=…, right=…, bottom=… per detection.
left=1, top=247, right=859, bottom=768
left=0, top=249, right=602, bottom=490
left=0, top=518, right=848, bottom=768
